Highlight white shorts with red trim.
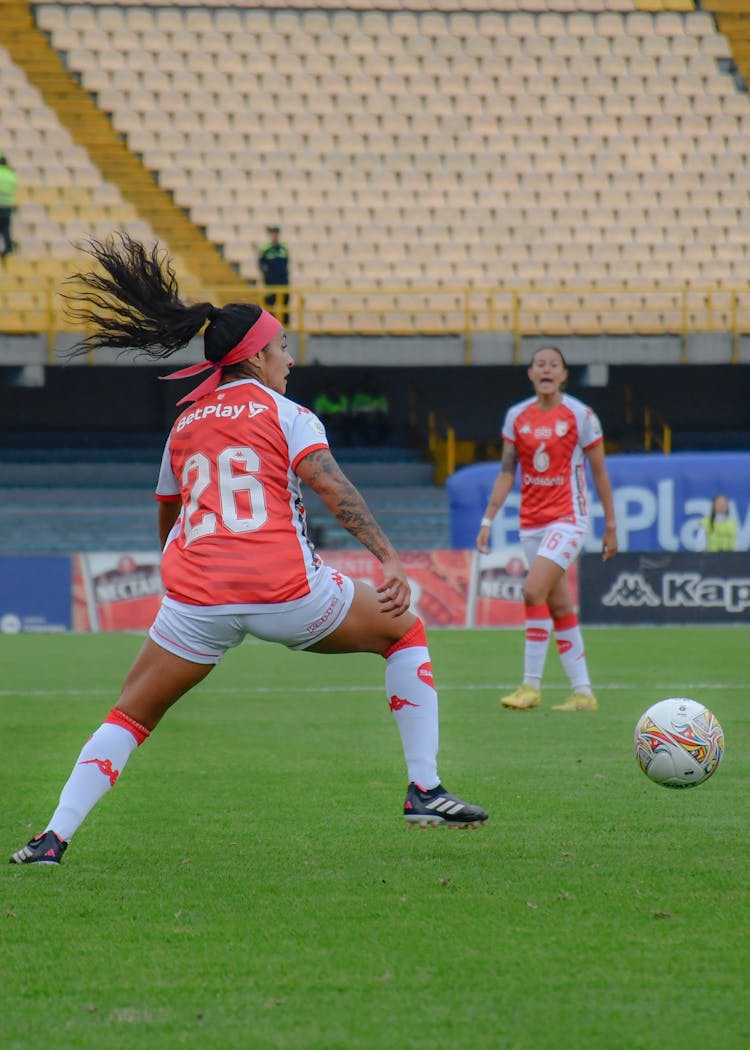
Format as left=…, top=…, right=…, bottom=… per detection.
left=521, top=521, right=588, bottom=572
left=149, top=564, right=355, bottom=664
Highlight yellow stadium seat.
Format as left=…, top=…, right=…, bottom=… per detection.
left=12, top=0, right=748, bottom=334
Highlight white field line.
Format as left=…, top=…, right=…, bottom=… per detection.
left=0, top=682, right=744, bottom=699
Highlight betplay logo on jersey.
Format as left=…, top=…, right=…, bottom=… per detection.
left=177, top=400, right=269, bottom=432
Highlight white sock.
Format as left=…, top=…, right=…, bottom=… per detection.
left=523, top=604, right=552, bottom=687
left=554, top=614, right=592, bottom=694
left=385, top=621, right=439, bottom=789
left=46, top=711, right=149, bottom=842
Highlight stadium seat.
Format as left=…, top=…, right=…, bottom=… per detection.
left=0, top=3, right=741, bottom=336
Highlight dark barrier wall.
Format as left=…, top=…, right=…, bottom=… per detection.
left=0, top=366, right=184, bottom=437
left=579, top=552, right=750, bottom=625
left=1, top=364, right=749, bottom=452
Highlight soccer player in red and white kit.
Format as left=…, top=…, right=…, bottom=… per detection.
left=10, top=236, right=486, bottom=865
left=476, top=346, right=617, bottom=712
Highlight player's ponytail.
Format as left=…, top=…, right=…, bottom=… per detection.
left=64, top=233, right=215, bottom=360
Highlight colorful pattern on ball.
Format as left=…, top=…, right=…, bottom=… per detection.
left=633, top=698, right=724, bottom=789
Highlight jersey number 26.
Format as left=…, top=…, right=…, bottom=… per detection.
left=182, top=446, right=268, bottom=545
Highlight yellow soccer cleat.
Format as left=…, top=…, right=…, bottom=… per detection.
left=500, top=684, right=541, bottom=710
left=551, top=692, right=599, bottom=712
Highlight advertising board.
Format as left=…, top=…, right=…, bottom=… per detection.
left=0, top=555, right=73, bottom=633
left=447, top=453, right=750, bottom=553
left=579, top=552, right=750, bottom=625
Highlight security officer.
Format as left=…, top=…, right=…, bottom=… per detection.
left=258, top=224, right=290, bottom=325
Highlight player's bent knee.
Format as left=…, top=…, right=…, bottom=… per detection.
left=384, top=617, right=427, bottom=658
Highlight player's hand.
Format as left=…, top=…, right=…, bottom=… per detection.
left=601, top=525, right=618, bottom=562
left=377, top=557, right=411, bottom=617
left=476, top=525, right=491, bottom=554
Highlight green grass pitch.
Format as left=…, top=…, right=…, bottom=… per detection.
left=2, top=627, right=748, bottom=1050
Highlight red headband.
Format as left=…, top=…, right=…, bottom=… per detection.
left=160, top=310, right=283, bottom=405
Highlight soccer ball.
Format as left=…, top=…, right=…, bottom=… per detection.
left=634, top=697, right=724, bottom=789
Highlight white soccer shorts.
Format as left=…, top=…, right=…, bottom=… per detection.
left=149, top=564, right=355, bottom=664
left=520, top=521, right=588, bottom=572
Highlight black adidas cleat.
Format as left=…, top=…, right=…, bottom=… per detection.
left=9, top=830, right=68, bottom=865
left=403, top=782, right=488, bottom=829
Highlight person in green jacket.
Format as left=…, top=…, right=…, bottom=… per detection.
left=0, top=154, right=18, bottom=259
left=697, top=494, right=737, bottom=552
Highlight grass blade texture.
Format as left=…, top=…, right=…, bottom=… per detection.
left=2, top=627, right=747, bottom=1050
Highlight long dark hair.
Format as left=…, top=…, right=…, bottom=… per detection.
left=64, top=233, right=261, bottom=363
left=710, top=494, right=728, bottom=527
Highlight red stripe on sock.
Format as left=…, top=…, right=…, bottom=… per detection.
left=384, top=618, right=427, bottom=659
left=105, top=707, right=151, bottom=746
left=525, top=604, right=550, bottom=620
left=553, top=614, right=579, bottom=632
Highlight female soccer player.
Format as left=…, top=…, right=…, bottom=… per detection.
left=10, top=236, right=486, bottom=865
left=476, top=346, right=617, bottom=712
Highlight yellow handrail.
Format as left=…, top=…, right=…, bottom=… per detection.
left=644, top=406, right=672, bottom=455
left=1, top=279, right=748, bottom=353
left=428, top=410, right=456, bottom=485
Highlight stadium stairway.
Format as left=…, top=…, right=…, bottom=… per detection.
left=303, top=447, right=451, bottom=551
left=0, top=0, right=249, bottom=298
left=0, top=443, right=451, bottom=554
left=702, top=0, right=750, bottom=89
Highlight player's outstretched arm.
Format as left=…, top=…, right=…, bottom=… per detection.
left=476, top=441, right=517, bottom=553
left=297, top=448, right=410, bottom=616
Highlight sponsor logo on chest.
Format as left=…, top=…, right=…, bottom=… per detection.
left=176, top=401, right=268, bottom=432
left=531, top=420, right=569, bottom=440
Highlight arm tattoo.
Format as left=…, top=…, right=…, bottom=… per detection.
left=299, top=449, right=393, bottom=562
left=500, top=444, right=518, bottom=475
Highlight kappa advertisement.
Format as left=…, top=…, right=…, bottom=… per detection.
left=579, top=552, right=750, bottom=625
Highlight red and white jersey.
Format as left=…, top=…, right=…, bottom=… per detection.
left=155, top=378, right=329, bottom=607
left=502, top=394, right=604, bottom=530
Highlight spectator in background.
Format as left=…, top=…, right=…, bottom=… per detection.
left=0, top=154, right=18, bottom=260
left=258, top=224, right=290, bottom=325
left=350, top=374, right=391, bottom=446
left=696, top=494, right=737, bottom=552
